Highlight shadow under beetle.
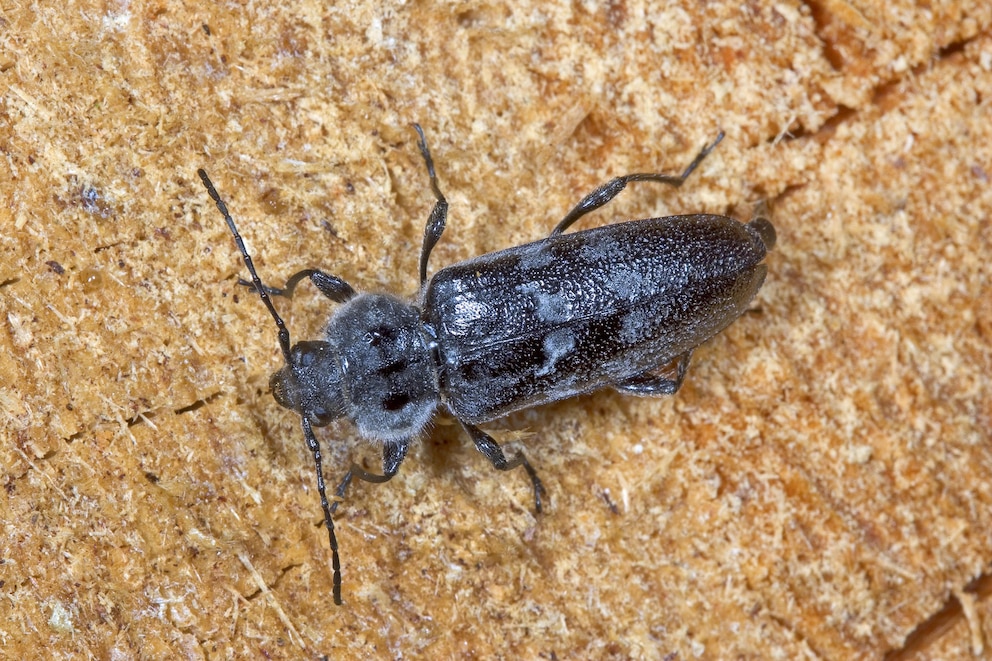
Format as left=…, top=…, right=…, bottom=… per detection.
left=198, top=125, right=776, bottom=605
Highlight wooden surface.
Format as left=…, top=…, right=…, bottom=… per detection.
left=2, top=1, right=991, bottom=658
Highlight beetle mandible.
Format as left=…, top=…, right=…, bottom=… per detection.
left=198, top=125, right=776, bottom=605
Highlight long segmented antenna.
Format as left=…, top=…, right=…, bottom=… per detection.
left=198, top=169, right=292, bottom=363
left=301, top=416, right=343, bottom=604
left=198, top=169, right=345, bottom=605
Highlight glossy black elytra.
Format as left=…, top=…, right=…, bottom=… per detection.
left=198, top=125, right=775, bottom=604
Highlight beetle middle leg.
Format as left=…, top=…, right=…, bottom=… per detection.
left=614, top=350, right=693, bottom=396
left=460, top=422, right=547, bottom=513
left=413, top=123, right=449, bottom=287
left=550, top=131, right=725, bottom=236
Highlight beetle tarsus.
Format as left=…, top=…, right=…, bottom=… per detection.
left=461, top=422, right=547, bottom=514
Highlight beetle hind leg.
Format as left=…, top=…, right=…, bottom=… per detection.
left=460, top=422, right=547, bottom=513
left=746, top=201, right=777, bottom=252
left=614, top=350, right=693, bottom=396
left=550, top=132, right=724, bottom=236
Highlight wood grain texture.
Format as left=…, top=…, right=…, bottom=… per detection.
left=1, top=1, right=990, bottom=658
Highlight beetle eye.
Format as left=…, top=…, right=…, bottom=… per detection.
left=270, top=367, right=298, bottom=411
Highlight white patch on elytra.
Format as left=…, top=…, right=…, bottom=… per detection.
left=446, top=295, right=492, bottom=336
left=536, top=328, right=576, bottom=376
left=517, top=283, right=572, bottom=322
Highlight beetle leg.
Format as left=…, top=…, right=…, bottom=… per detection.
left=614, top=350, right=693, bottom=396
left=320, top=439, right=409, bottom=604
left=550, top=131, right=725, bottom=236
left=331, top=440, right=410, bottom=514
left=413, top=123, right=450, bottom=287
left=460, top=422, right=547, bottom=513
left=239, top=269, right=357, bottom=302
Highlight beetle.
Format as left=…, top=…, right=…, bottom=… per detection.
left=198, top=125, right=775, bottom=604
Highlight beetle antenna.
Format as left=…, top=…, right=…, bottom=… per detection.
left=198, top=169, right=293, bottom=363
left=199, top=169, right=346, bottom=604
left=301, top=417, right=344, bottom=605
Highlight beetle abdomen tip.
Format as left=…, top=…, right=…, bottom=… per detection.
left=747, top=216, right=777, bottom=252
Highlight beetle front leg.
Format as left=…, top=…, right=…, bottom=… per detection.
left=614, top=350, right=693, bottom=396
left=240, top=268, right=357, bottom=302
left=325, top=439, right=409, bottom=604
left=460, top=422, right=547, bottom=513
left=331, top=439, right=411, bottom=515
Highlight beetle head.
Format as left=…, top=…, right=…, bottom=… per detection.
left=271, top=340, right=346, bottom=426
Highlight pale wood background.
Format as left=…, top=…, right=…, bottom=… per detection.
left=2, top=1, right=990, bottom=658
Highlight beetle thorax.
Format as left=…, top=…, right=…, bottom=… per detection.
left=327, top=293, right=440, bottom=442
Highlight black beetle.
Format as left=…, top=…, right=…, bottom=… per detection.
left=198, top=125, right=775, bottom=604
